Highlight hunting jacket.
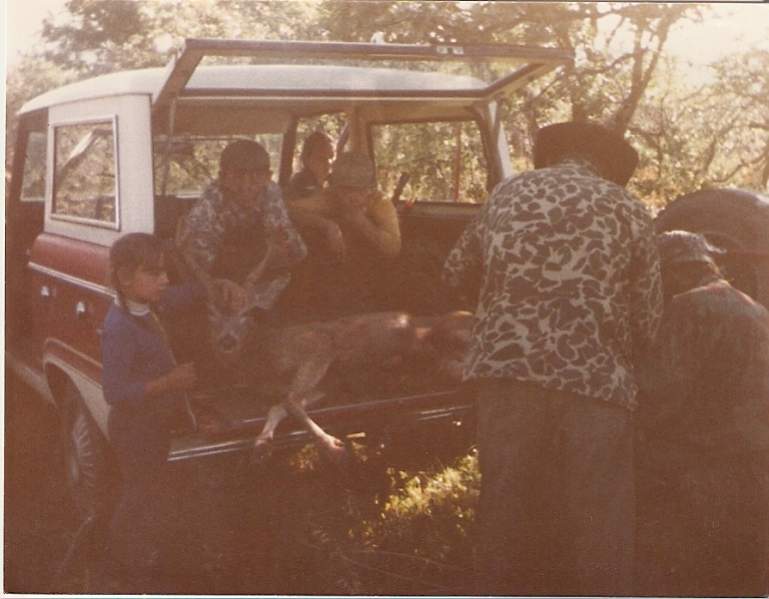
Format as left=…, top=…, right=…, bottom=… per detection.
left=177, top=181, right=307, bottom=310
left=640, top=278, right=769, bottom=454
left=443, top=159, right=663, bottom=410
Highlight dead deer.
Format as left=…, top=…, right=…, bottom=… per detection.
left=179, top=244, right=472, bottom=462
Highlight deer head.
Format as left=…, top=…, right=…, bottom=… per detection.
left=179, top=234, right=274, bottom=366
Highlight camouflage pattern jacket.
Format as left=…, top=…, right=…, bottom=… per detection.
left=177, top=182, right=307, bottom=310
left=443, top=159, right=663, bottom=410
left=639, top=278, right=769, bottom=454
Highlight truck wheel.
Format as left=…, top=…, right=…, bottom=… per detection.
left=654, top=188, right=769, bottom=308
left=59, top=382, right=115, bottom=521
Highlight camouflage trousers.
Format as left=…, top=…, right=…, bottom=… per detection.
left=636, top=441, right=769, bottom=597
left=474, top=378, right=635, bottom=596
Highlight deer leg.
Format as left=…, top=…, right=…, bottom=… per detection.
left=254, top=389, right=325, bottom=450
left=282, top=357, right=347, bottom=461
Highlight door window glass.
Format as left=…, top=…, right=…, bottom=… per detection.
left=372, top=120, right=488, bottom=203
left=53, top=120, right=118, bottom=225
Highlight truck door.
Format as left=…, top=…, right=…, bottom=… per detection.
left=26, top=93, right=154, bottom=430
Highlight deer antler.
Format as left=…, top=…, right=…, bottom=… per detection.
left=239, top=244, right=281, bottom=313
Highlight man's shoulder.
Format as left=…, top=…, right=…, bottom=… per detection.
left=673, top=279, right=767, bottom=319
left=491, top=166, right=649, bottom=217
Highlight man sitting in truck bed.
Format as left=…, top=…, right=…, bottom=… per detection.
left=176, top=139, right=307, bottom=314
left=285, top=131, right=335, bottom=200
left=282, top=152, right=401, bottom=320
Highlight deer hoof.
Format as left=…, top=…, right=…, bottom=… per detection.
left=319, top=437, right=348, bottom=464
left=251, top=438, right=274, bottom=465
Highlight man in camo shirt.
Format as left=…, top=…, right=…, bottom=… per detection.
left=443, top=121, right=662, bottom=595
left=176, top=140, right=307, bottom=312
left=636, top=231, right=769, bottom=597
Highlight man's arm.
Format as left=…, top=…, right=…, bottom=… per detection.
left=629, top=209, right=664, bottom=359
left=175, top=189, right=222, bottom=274
left=287, top=192, right=346, bottom=258
left=261, top=182, right=308, bottom=270
left=637, top=300, right=699, bottom=432
left=343, top=194, right=401, bottom=258
left=442, top=211, right=483, bottom=293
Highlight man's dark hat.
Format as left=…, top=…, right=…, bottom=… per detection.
left=220, top=139, right=270, bottom=173
left=533, top=121, right=639, bottom=186
left=657, top=230, right=725, bottom=267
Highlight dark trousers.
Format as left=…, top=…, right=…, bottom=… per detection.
left=474, top=379, right=635, bottom=596
left=107, top=404, right=172, bottom=570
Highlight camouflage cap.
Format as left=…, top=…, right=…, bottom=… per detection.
left=328, top=152, right=376, bottom=189
left=220, top=139, right=270, bottom=173
left=657, top=230, right=725, bottom=266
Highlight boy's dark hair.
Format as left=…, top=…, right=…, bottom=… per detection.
left=109, top=232, right=164, bottom=309
left=300, top=131, right=333, bottom=165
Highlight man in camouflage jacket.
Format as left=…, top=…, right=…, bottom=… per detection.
left=636, top=231, right=769, bottom=597
left=176, top=140, right=307, bottom=312
left=443, top=121, right=662, bottom=595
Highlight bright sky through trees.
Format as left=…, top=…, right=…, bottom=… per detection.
left=5, top=1, right=769, bottom=68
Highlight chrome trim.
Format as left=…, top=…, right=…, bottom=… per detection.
left=44, top=337, right=103, bottom=372
left=28, top=261, right=115, bottom=298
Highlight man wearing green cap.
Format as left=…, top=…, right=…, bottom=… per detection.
left=289, top=151, right=401, bottom=261
left=282, top=151, right=401, bottom=319
left=177, top=139, right=307, bottom=312
left=636, top=230, right=769, bottom=597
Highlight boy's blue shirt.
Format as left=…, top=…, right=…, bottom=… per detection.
left=101, top=282, right=205, bottom=407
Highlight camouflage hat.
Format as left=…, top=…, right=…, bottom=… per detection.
left=328, top=152, right=376, bottom=189
left=657, top=230, right=725, bottom=266
left=220, top=139, right=270, bottom=173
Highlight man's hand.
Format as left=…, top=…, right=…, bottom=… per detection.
left=213, top=278, right=247, bottom=312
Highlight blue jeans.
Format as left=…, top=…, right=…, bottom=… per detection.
left=474, top=379, right=635, bottom=596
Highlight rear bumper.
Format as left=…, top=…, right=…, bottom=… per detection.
left=169, top=389, right=474, bottom=462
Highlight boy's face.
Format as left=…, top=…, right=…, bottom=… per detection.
left=120, top=261, right=169, bottom=304
left=221, top=166, right=271, bottom=206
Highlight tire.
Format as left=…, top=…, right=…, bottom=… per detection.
left=654, top=188, right=769, bottom=308
left=59, top=382, right=115, bottom=521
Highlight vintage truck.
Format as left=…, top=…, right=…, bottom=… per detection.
left=6, top=38, right=768, bottom=520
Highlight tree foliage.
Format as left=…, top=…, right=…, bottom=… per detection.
left=7, top=1, right=768, bottom=199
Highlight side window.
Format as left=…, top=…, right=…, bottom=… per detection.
left=372, top=120, right=488, bottom=203
left=52, top=119, right=118, bottom=226
left=153, top=135, right=284, bottom=198
left=21, top=131, right=47, bottom=203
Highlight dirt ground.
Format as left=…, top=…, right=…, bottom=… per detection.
left=4, top=374, right=475, bottom=595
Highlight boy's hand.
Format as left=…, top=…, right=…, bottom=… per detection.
left=165, top=363, right=198, bottom=392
